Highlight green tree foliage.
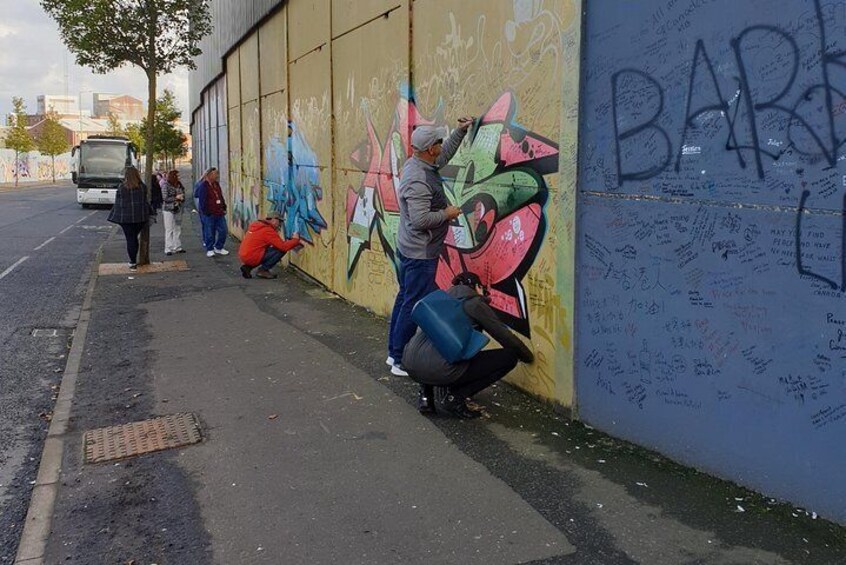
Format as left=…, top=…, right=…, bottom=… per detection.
left=41, top=0, right=211, bottom=264
left=124, top=122, right=146, bottom=155
left=106, top=112, right=124, bottom=136
left=141, top=89, right=187, bottom=170
left=5, top=97, right=36, bottom=187
left=36, top=113, right=70, bottom=183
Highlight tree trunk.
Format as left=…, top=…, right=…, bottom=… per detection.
left=139, top=70, right=157, bottom=266
left=14, top=151, right=19, bottom=188
left=52, top=155, right=56, bottom=184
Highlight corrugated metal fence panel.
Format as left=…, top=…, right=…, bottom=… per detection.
left=190, top=0, right=284, bottom=113
left=576, top=0, right=846, bottom=523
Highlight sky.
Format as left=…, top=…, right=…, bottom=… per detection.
left=0, top=0, right=189, bottom=120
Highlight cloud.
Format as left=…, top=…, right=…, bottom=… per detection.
left=0, top=23, right=16, bottom=39
left=0, top=0, right=189, bottom=120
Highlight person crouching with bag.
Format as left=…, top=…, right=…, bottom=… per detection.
left=402, top=272, right=534, bottom=419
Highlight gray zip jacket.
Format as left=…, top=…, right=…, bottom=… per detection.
left=396, top=127, right=468, bottom=259
left=402, top=285, right=534, bottom=385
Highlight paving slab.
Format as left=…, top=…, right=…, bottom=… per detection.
left=98, top=260, right=189, bottom=276
left=144, top=288, right=575, bottom=564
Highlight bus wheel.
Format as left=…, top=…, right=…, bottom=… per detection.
left=80, top=203, right=89, bottom=209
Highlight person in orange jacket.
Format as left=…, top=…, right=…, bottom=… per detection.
left=238, top=211, right=302, bottom=279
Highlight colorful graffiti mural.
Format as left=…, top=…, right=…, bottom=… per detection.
left=265, top=122, right=327, bottom=243
left=0, top=150, right=73, bottom=184
left=228, top=152, right=252, bottom=233
left=346, top=90, right=558, bottom=336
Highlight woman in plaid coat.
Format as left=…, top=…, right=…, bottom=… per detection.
left=107, top=166, right=150, bottom=270
left=161, top=169, right=186, bottom=255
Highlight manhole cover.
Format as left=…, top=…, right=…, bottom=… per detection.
left=83, top=413, right=202, bottom=464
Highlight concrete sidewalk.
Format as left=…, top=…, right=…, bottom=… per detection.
left=35, top=210, right=846, bottom=564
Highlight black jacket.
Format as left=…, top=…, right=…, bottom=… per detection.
left=403, top=285, right=534, bottom=385
left=150, top=175, right=163, bottom=210
left=108, top=182, right=150, bottom=225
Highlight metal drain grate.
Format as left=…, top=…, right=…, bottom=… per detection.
left=83, top=413, right=202, bottom=464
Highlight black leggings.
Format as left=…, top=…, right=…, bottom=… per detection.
left=120, top=222, right=145, bottom=263
left=449, top=348, right=519, bottom=399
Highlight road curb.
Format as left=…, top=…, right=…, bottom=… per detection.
left=13, top=240, right=105, bottom=565
left=0, top=181, right=73, bottom=193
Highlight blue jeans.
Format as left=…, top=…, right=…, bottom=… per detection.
left=260, top=247, right=285, bottom=270
left=201, top=215, right=227, bottom=251
left=388, top=252, right=439, bottom=363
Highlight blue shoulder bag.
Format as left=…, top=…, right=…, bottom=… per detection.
left=411, top=290, right=490, bottom=363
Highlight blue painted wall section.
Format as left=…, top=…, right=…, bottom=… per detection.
left=577, top=0, right=846, bottom=522
left=265, top=122, right=327, bottom=243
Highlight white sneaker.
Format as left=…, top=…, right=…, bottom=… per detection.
left=386, top=356, right=395, bottom=367
left=206, top=250, right=215, bottom=257
left=390, top=364, right=409, bottom=377
left=213, top=248, right=229, bottom=255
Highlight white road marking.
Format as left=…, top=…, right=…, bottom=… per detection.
left=59, top=225, right=74, bottom=234
left=0, top=256, right=29, bottom=281
left=33, top=237, right=56, bottom=251
left=75, top=211, right=95, bottom=224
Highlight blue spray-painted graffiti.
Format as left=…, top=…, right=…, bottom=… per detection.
left=578, top=0, right=846, bottom=524
left=265, top=122, right=327, bottom=243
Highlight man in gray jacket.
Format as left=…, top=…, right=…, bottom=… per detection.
left=387, top=118, right=473, bottom=376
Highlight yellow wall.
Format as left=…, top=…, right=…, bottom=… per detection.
left=331, top=3, right=409, bottom=308
left=223, top=0, right=581, bottom=406
left=259, top=8, right=289, bottom=256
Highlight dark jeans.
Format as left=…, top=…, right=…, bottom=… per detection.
left=119, top=222, right=145, bottom=264
left=448, top=349, right=519, bottom=399
left=201, top=215, right=228, bottom=251
left=388, top=252, right=439, bottom=363
left=260, top=247, right=285, bottom=270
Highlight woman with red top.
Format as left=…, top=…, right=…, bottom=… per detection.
left=194, top=168, right=229, bottom=257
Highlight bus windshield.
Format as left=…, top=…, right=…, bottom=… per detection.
left=80, top=143, right=129, bottom=178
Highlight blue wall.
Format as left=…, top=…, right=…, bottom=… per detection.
left=577, top=0, right=846, bottom=522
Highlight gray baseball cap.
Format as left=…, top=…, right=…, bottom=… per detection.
left=411, top=125, right=448, bottom=151
left=266, top=211, right=284, bottom=221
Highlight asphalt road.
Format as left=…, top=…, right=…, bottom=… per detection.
left=0, top=181, right=112, bottom=562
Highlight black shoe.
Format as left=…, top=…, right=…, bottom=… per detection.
left=435, top=390, right=481, bottom=419
left=165, top=251, right=173, bottom=256
left=417, top=385, right=435, bottom=414
left=240, top=264, right=253, bottom=279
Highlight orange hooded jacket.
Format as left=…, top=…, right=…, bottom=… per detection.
left=238, top=220, right=301, bottom=267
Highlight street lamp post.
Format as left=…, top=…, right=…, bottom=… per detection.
left=77, top=89, right=93, bottom=145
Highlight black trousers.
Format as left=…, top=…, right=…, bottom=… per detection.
left=120, top=222, right=145, bottom=263
left=448, top=348, right=519, bottom=399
